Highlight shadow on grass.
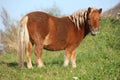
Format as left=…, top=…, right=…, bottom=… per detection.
left=7, top=62, right=18, bottom=67
left=0, top=61, right=28, bottom=68
left=45, top=60, right=63, bottom=66
left=0, top=60, right=63, bottom=68
left=7, top=62, right=29, bottom=68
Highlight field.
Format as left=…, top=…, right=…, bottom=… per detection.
left=0, top=18, right=120, bottom=80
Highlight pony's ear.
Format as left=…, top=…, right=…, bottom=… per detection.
left=99, top=8, right=102, bottom=14
left=88, top=7, right=91, bottom=13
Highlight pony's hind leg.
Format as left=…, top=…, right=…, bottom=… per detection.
left=26, top=41, right=33, bottom=68
left=35, top=43, right=44, bottom=68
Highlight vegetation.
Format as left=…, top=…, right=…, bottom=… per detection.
left=0, top=4, right=120, bottom=80
left=0, top=17, right=120, bottom=80
left=0, top=8, right=18, bottom=53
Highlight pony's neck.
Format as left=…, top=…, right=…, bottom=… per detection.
left=84, top=22, right=90, bottom=37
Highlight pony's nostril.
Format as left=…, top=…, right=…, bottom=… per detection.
left=93, top=28, right=99, bottom=32
left=95, top=28, right=98, bottom=32
left=90, top=28, right=99, bottom=36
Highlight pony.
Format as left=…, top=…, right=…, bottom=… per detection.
left=18, top=7, right=102, bottom=68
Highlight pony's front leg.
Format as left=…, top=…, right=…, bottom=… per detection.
left=35, top=44, right=44, bottom=68
left=63, top=49, right=71, bottom=67
left=26, top=42, right=33, bottom=68
left=64, top=48, right=77, bottom=68
left=71, top=50, right=76, bottom=68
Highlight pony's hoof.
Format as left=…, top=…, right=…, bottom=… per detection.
left=27, top=63, right=33, bottom=69
left=37, top=64, right=45, bottom=68
left=72, top=64, right=76, bottom=68
left=27, top=66, right=33, bottom=69
left=63, top=64, right=68, bottom=67
left=27, top=65, right=33, bottom=69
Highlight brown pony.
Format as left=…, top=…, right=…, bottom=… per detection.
left=18, top=7, right=102, bottom=68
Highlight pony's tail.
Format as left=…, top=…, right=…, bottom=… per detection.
left=18, top=16, right=29, bottom=67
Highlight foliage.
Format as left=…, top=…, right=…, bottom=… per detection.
left=0, top=8, right=18, bottom=53
left=0, top=17, right=120, bottom=80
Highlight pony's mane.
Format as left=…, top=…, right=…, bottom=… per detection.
left=68, top=9, right=88, bottom=30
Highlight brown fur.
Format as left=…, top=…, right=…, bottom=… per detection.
left=18, top=7, right=102, bottom=68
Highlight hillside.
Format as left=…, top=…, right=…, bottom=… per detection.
left=102, top=2, right=120, bottom=17
left=0, top=18, right=120, bottom=80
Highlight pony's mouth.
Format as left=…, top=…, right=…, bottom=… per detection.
left=90, top=28, right=99, bottom=36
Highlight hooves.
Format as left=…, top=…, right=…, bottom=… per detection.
left=27, top=63, right=45, bottom=69
left=63, top=64, right=77, bottom=68
left=27, top=65, right=76, bottom=69
left=27, top=64, right=45, bottom=69
left=27, top=61, right=76, bottom=68
left=63, top=59, right=77, bottom=68
left=27, top=64, right=76, bottom=69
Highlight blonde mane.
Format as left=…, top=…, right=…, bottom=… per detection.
left=69, top=10, right=88, bottom=30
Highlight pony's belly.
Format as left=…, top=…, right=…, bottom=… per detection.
left=43, top=44, right=65, bottom=51
left=43, top=38, right=66, bottom=51
left=43, top=34, right=67, bottom=51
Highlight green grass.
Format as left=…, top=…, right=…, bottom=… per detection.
left=0, top=18, right=120, bottom=80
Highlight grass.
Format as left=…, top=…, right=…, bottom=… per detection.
left=0, top=17, right=120, bottom=80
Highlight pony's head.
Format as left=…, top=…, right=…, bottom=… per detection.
left=68, top=7, right=102, bottom=36
left=87, top=7, right=102, bottom=36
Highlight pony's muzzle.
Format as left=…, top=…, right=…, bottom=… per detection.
left=90, top=28, right=99, bottom=36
